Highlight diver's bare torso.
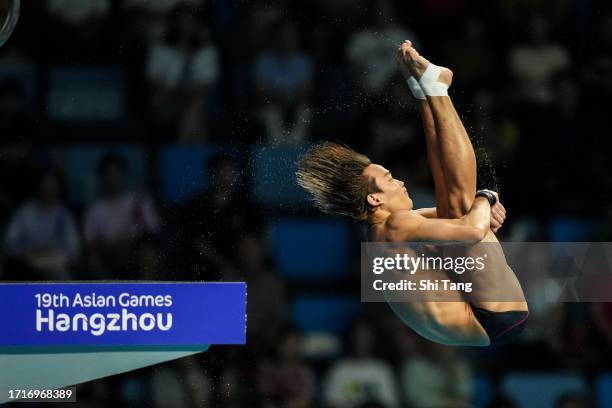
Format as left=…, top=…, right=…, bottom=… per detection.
left=368, top=209, right=527, bottom=346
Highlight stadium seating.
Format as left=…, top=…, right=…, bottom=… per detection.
left=47, top=66, right=126, bottom=122
left=159, top=145, right=217, bottom=204
left=0, top=61, right=37, bottom=111
left=501, top=372, right=586, bottom=408
left=548, top=217, right=594, bottom=242
left=64, top=145, right=147, bottom=206
left=472, top=375, right=493, bottom=408
left=251, top=146, right=309, bottom=206
left=596, top=373, right=612, bottom=408
left=269, top=218, right=353, bottom=281
left=292, top=295, right=361, bottom=336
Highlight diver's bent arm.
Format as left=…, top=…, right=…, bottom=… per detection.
left=388, top=197, right=491, bottom=242
left=413, top=207, right=437, bottom=218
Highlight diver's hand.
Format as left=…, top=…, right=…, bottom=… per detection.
left=490, top=197, right=506, bottom=234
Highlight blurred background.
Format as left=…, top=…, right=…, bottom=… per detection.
left=1, top=0, right=612, bottom=407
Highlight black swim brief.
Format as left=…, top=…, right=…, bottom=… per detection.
left=470, top=304, right=529, bottom=346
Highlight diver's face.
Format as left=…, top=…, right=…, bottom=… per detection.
left=363, top=164, right=412, bottom=212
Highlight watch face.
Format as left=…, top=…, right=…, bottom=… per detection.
left=0, top=0, right=19, bottom=48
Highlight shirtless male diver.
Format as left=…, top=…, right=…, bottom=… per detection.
left=296, top=41, right=528, bottom=347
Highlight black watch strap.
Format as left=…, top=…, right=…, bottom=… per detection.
left=475, top=189, right=497, bottom=206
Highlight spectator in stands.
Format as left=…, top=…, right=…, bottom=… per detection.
left=245, top=0, right=284, bottom=51
left=177, top=153, right=261, bottom=278
left=83, top=153, right=159, bottom=277
left=549, top=304, right=599, bottom=368
left=146, top=3, right=219, bottom=142
left=132, top=234, right=162, bottom=280
left=4, top=167, right=79, bottom=280
left=124, top=0, right=202, bottom=42
left=257, top=327, right=316, bottom=408
left=47, top=0, right=110, bottom=26
left=150, top=356, right=212, bottom=408
left=555, top=392, right=592, bottom=408
left=508, top=15, right=571, bottom=106
left=322, top=319, right=400, bottom=408
left=584, top=13, right=612, bottom=102
left=0, top=78, right=37, bottom=225
left=46, top=0, right=112, bottom=60
left=346, top=0, right=417, bottom=96
left=125, top=0, right=200, bottom=14
left=582, top=13, right=612, bottom=180
left=497, top=0, right=570, bottom=30
left=546, top=73, right=584, bottom=212
left=366, top=77, right=418, bottom=159
left=254, top=20, right=313, bottom=146
left=466, top=89, right=522, bottom=165
left=443, top=18, right=496, bottom=94
left=236, top=232, right=288, bottom=352
left=0, top=78, right=36, bottom=140
left=508, top=15, right=571, bottom=210
left=591, top=302, right=612, bottom=352
left=510, top=251, right=563, bottom=365
left=173, top=153, right=261, bottom=279
left=219, top=359, right=266, bottom=407
left=401, top=340, right=473, bottom=408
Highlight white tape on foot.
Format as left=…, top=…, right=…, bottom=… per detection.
left=406, top=77, right=426, bottom=100
left=418, top=64, right=449, bottom=97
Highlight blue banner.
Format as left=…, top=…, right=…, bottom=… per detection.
left=0, top=282, right=246, bottom=348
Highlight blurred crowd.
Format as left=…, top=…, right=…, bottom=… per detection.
left=2, top=0, right=612, bottom=407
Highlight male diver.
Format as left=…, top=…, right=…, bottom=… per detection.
left=296, top=41, right=528, bottom=346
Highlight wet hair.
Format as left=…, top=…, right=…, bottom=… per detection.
left=296, top=142, right=375, bottom=221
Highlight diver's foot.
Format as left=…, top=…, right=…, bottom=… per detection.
left=399, top=41, right=453, bottom=88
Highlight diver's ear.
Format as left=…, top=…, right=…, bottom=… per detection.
left=367, top=193, right=382, bottom=208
